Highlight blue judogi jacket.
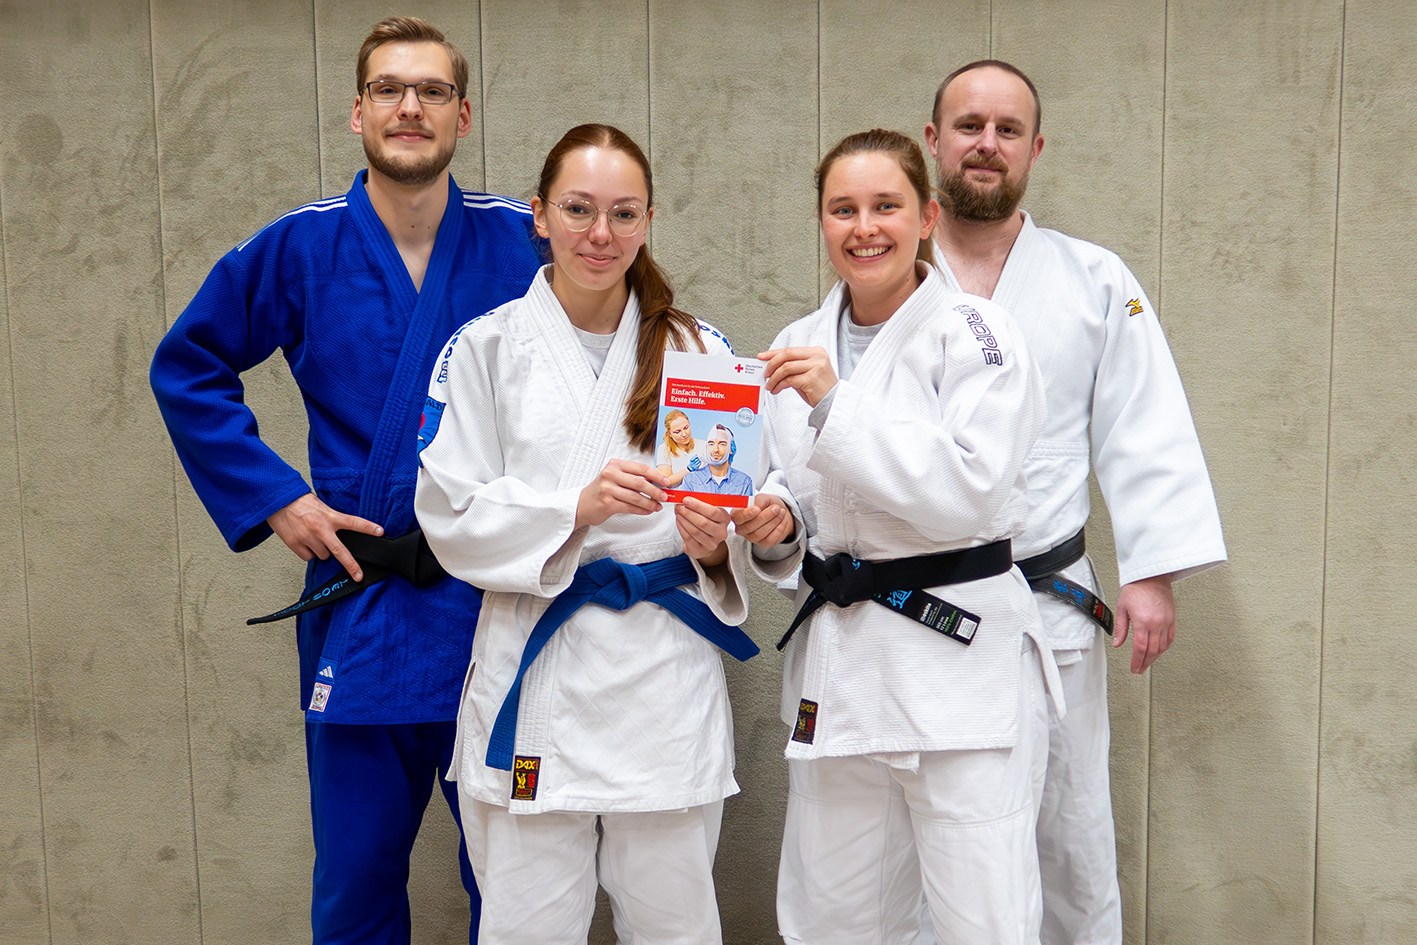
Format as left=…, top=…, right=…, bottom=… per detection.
left=150, top=171, right=543, bottom=723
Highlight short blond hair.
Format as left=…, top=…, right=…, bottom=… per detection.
left=356, top=16, right=469, bottom=99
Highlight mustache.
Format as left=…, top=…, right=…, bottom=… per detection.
left=960, top=151, right=1008, bottom=172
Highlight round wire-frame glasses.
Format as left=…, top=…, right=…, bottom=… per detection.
left=546, top=198, right=649, bottom=237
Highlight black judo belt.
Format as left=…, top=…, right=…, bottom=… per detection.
left=777, top=539, right=1014, bottom=651
left=248, top=528, right=449, bottom=625
left=1015, top=528, right=1114, bottom=635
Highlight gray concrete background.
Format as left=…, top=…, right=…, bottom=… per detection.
left=1, top=1, right=1412, bottom=943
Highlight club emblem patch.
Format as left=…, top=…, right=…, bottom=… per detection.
left=417, top=397, right=446, bottom=457
left=792, top=700, right=818, bottom=744
left=512, top=755, right=541, bottom=801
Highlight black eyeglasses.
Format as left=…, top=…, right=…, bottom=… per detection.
left=362, top=81, right=459, bottom=106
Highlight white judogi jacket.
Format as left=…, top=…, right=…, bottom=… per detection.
left=754, top=266, right=1048, bottom=758
left=935, top=217, right=1227, bottom=650
left=415, top=268, right=748, bottom=813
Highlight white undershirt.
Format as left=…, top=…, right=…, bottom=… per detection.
left=574, top=327, right=616, bottom=378
left=809, top=303, right=883, bottom=430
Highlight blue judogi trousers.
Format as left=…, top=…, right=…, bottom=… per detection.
left=306, top=721, right=477, bottom=944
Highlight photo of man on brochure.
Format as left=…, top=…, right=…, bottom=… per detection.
left=679, top=424, right=754, bottom=497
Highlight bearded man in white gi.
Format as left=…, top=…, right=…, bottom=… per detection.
left=922, top=60, right=1227, bottom=945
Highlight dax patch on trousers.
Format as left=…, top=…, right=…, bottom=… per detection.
left=511, top=755, right=541, bottom=801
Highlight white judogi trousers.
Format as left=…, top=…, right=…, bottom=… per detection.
left=460, top=794, right=724, bottom=945
left=919, top=629, right=1121, bottom=945
left=778, top=644, right=1048, bottom=945
left=1037, top=632, right=1121, bottom=945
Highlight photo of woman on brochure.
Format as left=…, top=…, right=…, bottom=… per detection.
left=656, top=408, right=707, bottom=487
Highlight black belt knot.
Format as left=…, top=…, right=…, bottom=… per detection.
left=803, top=552, right=876, bottom=607
left=778, top=539, right=1013, bottom=650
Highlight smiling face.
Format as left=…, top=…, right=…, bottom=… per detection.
left=351, top=41, right=472, bottom=187
left=926, top=65, right=1043, bottom=222
left=819, top=151, right=939, bottom=324
left=532, top=145, right=651, bottom=320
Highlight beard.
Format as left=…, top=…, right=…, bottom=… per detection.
left=363, top=127, right=455, bottom=187
left=936, top=153, right=1030, bottom=223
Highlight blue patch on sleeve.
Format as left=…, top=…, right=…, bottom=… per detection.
left=417, top=397, right=446, bottom=461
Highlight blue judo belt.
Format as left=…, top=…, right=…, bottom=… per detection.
left=485, top=555, right=759, bottom=771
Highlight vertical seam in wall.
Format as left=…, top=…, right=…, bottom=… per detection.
left=478, top=0, right=488, bottom=192
left=1315, top=4, right=1346, bottom=943
left=816, top=0, right=821, bottom=295
left=0, top=63, right=51, bottom=945
left=312, top=0, right=325, bottom=197
left=147, top=3, right=204, bottom=942
left=1147, top=4, right=1169, bottom=943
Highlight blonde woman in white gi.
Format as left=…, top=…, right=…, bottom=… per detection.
left=415, top=123, right=758, bottom=945
left=732, top=129, right=1056, bottom=944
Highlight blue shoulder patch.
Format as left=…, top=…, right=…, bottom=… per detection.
left=417, top=397, right=447, bottom=462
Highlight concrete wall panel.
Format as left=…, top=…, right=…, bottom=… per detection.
left=1317, top=3, right=1417, bottom=943
left=992, top=5, right=1169, bottom=940
left=0, top=155, right=49, bottom=945
left=820, top=0, right=990, bottom=150
left=1149, top=2, right=1342, bottom=942
left=481, top=0, right=649, bottom=202
left=649, top=3, right=817, bottom=941
left=148, top=2, right=323, bottom=941
left=1, top=2, right=199, bottom=942
left=649, top=0, right=818, bottom=354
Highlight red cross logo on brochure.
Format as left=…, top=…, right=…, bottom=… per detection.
left=734, top=363, right=744, bottom=373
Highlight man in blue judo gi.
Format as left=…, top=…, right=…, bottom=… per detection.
left=149, top=16, right=542, bottom=944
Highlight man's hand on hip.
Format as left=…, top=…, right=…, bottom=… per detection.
left=267, top=493, right=384, bottom=582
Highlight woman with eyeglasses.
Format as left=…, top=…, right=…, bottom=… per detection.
left=732, top=129, right=1054, bottom=944
left=415, top=123, right=756, bottom=945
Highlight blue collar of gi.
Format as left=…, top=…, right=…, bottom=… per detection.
left=485, top=554, right=758, bottom=770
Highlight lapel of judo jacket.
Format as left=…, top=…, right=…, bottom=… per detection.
left=981, top=212, right=1042, bottom=320
left=843, top=264, right=949, bottom=391
left=811, top=266, right=949, bottom=540
left=521, top=271, right=645, bottom=489
left=348, top=173, right=468, bottom=526
left=931, top=212, right=1042, bottom=317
